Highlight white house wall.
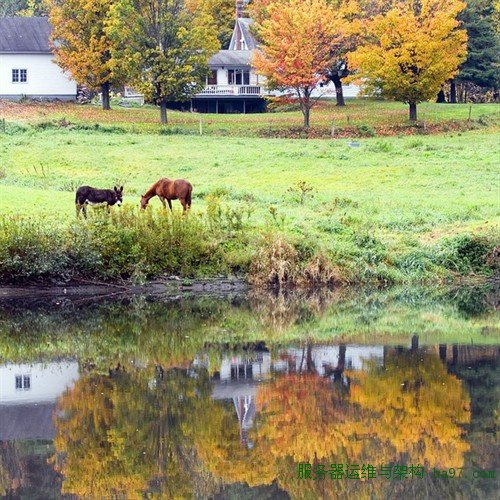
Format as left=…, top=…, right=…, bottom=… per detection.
left=0, top=53, right=76, bottom=99
left=250, top=70, right=259, bottom=86
left=0, top=361, right=79, bottom=405
left=311, top=82, right=360, bottom=99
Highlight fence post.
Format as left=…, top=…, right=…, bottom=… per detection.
left=199, top=116, right=203, bottom=135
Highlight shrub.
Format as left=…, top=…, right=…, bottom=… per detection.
left=299, top=252, right=344, bottom=286
left=0, top=217, right=70, bottom=282
left=0, top=208, right=233, bottom=283
left=249, top=233, right=299, bottom=289
left=356, top=124, right=376, bottom=137
left=434, top=234, right=494, bottom=275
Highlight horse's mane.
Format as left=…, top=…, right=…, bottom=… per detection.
left=142, top=180, right=161, bottom=198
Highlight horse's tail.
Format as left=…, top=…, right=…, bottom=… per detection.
left=186, top=185, right=192, bottom=208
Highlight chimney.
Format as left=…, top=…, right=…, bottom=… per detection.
left=236, top=0, right=243, bottom=19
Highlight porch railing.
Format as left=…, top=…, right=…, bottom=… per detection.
left=196, top=85, right=263, bottom=96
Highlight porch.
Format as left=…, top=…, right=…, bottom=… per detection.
left=195, top=84, right=263, bottom=96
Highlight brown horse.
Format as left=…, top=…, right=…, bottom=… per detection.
left=140, top=178, right=192, bottom=212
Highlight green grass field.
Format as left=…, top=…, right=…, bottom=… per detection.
left=0, top=100, right=498, bottom=284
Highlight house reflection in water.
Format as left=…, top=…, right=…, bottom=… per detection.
left=0, top=362, right=79, bottom=440
left=207, top=345, right=385, bottom=446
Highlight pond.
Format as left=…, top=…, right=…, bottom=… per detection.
left=0, top=285, right=498, bottom=498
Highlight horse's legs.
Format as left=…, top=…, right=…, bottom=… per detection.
left=167, top=199, right=172, bottom=211
left=180, top=198, right=188, bottom=213
left=160, top=197, right=167, bottom=209
left=76, top=203, right=81, bottom=217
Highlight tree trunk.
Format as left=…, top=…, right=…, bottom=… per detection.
left=306, top=343, right=314, bottom=373
left=160, top=97, right=168, bottom=124
left=439, top=344, right=447, bottom=362
left=449, top=79, right=457, bottom=103
left=331, top=74, right=345, bottom=106
left=411, top=335, right=419, bottom=351
left=101, top=82, right=111, bottom=111
left=436, top=89, right=446, bottom=103
left=337, top=344, right=346, bottom=373
left=409, top=101, right=417, bottom=121
left=304, top=106, right=310, bottom=128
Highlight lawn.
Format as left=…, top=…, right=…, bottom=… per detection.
left=0, top=100, right=498, bottom=284
left=1, top=98, right=498, bottom=137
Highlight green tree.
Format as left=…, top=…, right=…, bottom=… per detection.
left=0, top=0, right=48, bottom=17
left=187, top=0, right=238, bottom=48
left=115, top=0, right=220, bottom=123
left=18, top=0, right=49, bottom=15
left=457, top=0, right=500, bottom=90
left=48, top=0, right=128, bottom=110
left=0, top=0, right=25, bottom=16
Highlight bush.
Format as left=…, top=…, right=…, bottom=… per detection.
left=0, top=208, right=234, bottom=283
left=356, top=124, right=376, bottom=137
left=249, top=233, right=299, bottom=288
left=434, top=234, right=495, bottom=275
left=0, top=217, right=70, bottom=282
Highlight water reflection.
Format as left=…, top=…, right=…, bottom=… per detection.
left=0, top=286, right=498, bottom=498
left=0, top=342, right=498, bottom=498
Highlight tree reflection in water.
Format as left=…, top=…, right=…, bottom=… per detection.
left=50, top=344, right=478, bottom=498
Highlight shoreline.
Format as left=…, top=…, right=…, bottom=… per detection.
left=0, top=276, right=249, bottom=303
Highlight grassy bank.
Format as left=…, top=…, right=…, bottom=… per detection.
left=1, top=99, right=498, bottom=137
left=0, top=106, right=498, bottom=285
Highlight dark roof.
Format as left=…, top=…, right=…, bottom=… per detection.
left=0, top=17, right=52, bottom=53
left=0, top=403, right=56, bottom=440
left=238, top=18, right=257, bottom=50
left=209, top=50, right=253, bottom=67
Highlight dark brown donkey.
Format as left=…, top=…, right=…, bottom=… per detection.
left=75, top=185, right=123, bottom=217
left=140, top=178, right=192, bottom=212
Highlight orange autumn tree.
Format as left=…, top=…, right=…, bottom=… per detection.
left=349, top=0, right=468, bottom=121
left=48, top=0, right=127, bottom=110
left=254, top=373, right=385, bottom=464
left=251, top=0, right=346, bottom=128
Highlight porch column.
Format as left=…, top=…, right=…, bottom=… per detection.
left=243, top=100, right=246, bottom=114
left=216, top=99, right=219, bottom=114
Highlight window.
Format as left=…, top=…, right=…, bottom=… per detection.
left=228, top=69, right=250, bottom=85
left=207, top=70, right=217, bottom=85
left=12, top=68, right=27, bottom=83
left=15, top=374, right=31, bottom=390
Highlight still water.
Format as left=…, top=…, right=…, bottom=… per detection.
left=0, top=286, right=498, bottom=499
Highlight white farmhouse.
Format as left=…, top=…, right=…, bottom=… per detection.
left=192, top=0, right=359, bottom=113
left=0, top=17, right=76, bottom=101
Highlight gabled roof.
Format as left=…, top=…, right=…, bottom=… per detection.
left=229, top=17, right=257, bottom=51
left=238, top=18, right=257, bottom=50
left=0, top=17, right=52, bottom=53
left=209, top=50, right=253, bottom=67
left=0, top=403, right=56, bottom=440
